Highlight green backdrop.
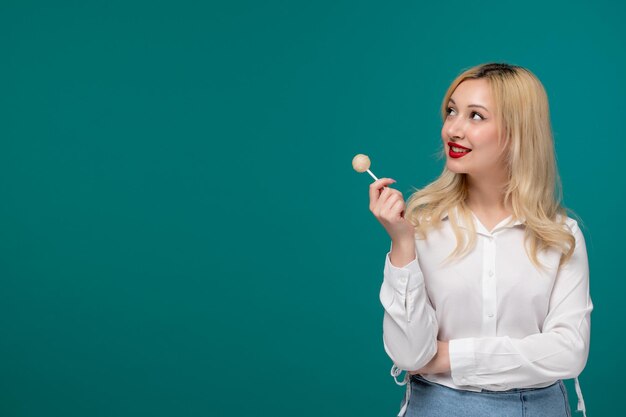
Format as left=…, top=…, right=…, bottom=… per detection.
left=1, top=0, right=622, bottom=416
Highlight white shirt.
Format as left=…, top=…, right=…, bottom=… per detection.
left=380, top=205, right=592, bottom=417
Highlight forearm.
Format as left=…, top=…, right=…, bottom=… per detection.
left=380, top=248, right=439, bottom=371
left=448, top=328, right=590, bottom=387
left=382, top=309, right=438, bottom=371
left=409, top=340, right=451, bottom=375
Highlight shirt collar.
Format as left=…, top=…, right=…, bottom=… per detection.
left=439, top=205, right=526, bottom=235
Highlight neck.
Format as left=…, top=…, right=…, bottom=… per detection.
left=465, top=171, right=511, bottom=213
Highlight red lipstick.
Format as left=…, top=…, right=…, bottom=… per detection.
left=448, top=142, right=472, bottom=159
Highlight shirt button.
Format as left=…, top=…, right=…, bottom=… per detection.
left=487, top=313, right=494, bottom=318
left=488, top=270, right=494, bottom=277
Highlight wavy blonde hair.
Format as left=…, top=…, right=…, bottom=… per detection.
left=405, top=62, right=578, bottom=269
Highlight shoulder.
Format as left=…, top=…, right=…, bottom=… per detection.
left=556, top=214, right=587, bottom=246
left=555, top=212, right=580, bottom=232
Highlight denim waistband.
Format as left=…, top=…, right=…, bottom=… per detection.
left=409, top=373, right=560, bottom=394
left=390, top=364, right=587, bottom=417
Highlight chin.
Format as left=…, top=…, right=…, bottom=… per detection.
left=445, top=161, right=468, bottom=174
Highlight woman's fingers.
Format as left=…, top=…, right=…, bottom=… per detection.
left=380, top=195, right=402, bottom=219
left=368, top=178, right=413, bottom=242
left=375, top=188, right=395, bottom=217
left=388, top=199, right=405, bottom=220
left=369, top=178, right=396, bottom=211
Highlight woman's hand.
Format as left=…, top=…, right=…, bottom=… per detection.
left=369, top=178, right=415, bottom=243
left=408, top=340, right=450, bottom=375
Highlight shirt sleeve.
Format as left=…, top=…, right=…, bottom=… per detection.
left=380, top=240, right=439, bottom=371
left=448, top=220, right=593, bottom=388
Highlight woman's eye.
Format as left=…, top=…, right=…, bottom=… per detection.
left=446, top=107, right=484, bottom=120
left=471, top=111, right=484, bottom=120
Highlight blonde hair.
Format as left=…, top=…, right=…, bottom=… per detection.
left=405, top=62, right=578, bottom=269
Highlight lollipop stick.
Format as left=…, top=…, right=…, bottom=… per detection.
left=367, top=169, right=378, bottom=181
left=367, top=169, right=389, bottom=191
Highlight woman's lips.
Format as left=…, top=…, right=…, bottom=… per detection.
left=448, top=144, right=472, bottom=158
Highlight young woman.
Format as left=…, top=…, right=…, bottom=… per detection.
left=369, top=63, right=592, bottom=417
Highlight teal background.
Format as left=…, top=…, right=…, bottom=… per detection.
left=0, top=1, right=622, bottom=416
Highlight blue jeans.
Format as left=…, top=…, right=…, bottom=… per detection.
left=405, top=374, right=571, bottom=417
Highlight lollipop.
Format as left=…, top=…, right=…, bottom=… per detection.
left=352, top=154, right=379, bottom=181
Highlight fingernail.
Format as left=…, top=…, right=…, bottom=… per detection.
left=390, top=178, right=396, bottom=182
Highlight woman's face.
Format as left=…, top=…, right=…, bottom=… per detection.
left=441, top=78, right=508, bottom=179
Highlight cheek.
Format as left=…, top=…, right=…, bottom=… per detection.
left=473, top=127, right=501, bottom=150
left=475, top=141, right=506, bottom=165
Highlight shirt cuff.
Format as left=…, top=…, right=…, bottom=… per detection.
left=449, top=337, right=476, bottom=386
left=383, top=249, right=423, bottom=295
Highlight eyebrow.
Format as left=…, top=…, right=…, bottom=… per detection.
left=448, top=98, right=489, bottom=112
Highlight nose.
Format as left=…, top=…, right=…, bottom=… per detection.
left=446, top=115, right=465, bottom=140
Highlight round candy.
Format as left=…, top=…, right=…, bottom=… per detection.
left=352, top=154, right=371, bottom=173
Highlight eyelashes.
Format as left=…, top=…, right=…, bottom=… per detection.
left=445, top=107, right=485, bottom=120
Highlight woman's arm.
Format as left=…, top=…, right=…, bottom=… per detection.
left=446, top=220, right=592, bottom=388
left=408, top=340, right=451, bottom=375
left=380, top=240, right=439, bottom=371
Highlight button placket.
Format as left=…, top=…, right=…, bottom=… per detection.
left=406, top=278, right=415, bottom=323
left=482, top=235, right=498, bottom=335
